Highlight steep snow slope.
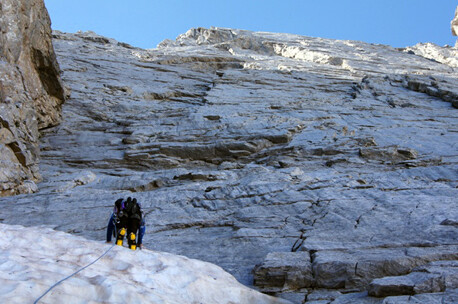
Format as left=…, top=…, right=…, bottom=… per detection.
left=0, top=223, right=290, bottom=304
left=0, top=27, right=457, bottom=303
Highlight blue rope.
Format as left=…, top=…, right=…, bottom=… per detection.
left=34, top=218, right=117, bottom=304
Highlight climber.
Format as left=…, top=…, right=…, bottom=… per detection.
left=106, top=212, right=146, bottom=248
left=106, top=197, right=145, bottom=250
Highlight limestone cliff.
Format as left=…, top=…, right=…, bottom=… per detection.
left=0, top=27, right=454, bottom=303
left=0, top=2, right=457, bottom=302
left=0, top=0, right=65, bottom=196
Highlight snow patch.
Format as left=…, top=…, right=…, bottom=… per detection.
left=0, top=223, right=290, bottom=303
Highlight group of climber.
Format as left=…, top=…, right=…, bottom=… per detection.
left=106, top=197, right=145, bottom=250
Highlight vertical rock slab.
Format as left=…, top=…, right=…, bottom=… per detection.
left=253, top=252, right=313, bottom=292
left=452, top=6, right=458, bottom=37
left=0, top=0, right=65, bottom=196
left=453, top=6, right=458, bottom=47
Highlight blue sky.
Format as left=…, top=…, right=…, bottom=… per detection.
left=44, top=0, right=457, bottom=49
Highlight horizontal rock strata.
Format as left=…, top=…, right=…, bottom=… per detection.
left=0, top=27, right=456, bottom=303
left=368, top=260, right=458, bottom=297
left=253, top=246, right=457, bottom=291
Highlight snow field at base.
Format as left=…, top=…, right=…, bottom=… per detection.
left=0, top=223, right=290, bottom=304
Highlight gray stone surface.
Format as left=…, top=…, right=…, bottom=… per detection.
left=415, top=260, right=458, bottom=289
left=0, top=0, right=65, bottom=196
left=368, top=272, right=444, bottom=297
left=329, top=289, right=458, bottom=303
left=277, top=291, right=307, bottom=304
left=368, top=260, right=458, bottom=297
left=254, top=251, right=313, bottom=292
left=307, top=290, right=342, bottom=302
left=380, top=289, right=458, bottom=304
left=328, top=292, right=381, bottom=304
left=0, top=27, right=456, bottom=303
left=312, top=245, right=458, bottom=289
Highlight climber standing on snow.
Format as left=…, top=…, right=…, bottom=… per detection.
left=106, top=197, right=145, bottom=250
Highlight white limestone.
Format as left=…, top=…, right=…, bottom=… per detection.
left=0, top=27, right=457, bottom=303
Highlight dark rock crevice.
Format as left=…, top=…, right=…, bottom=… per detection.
left=403, top=75, right=458, bottom=108
left=31, top=47, right=65, bottom=102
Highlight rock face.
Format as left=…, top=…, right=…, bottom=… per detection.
left=0, top=26, right=457, bottom=303
left=311, top=246, right=457, bottom=289
left=0, top=0, right=65, bottom=196
left=254, top=252, right=314, bottom=292
left=368, top=260, right=458, bottom=297
left=452, top=6, right=458, bottom=37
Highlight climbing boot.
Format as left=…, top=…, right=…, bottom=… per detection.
left=116, top=228, right=126, bottom=246
left=129, top=232, right=137, bottom=250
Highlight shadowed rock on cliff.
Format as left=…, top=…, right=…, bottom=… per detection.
left=0, top=0, right=66, bottom=196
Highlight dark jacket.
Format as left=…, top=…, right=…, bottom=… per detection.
left=106, top=214, right=145, bottom=244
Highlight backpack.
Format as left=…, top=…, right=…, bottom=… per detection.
left=124, top=198, right=142, bottom=221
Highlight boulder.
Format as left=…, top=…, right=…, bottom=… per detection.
left=253, top=252, right=313, bottom=292
left=0, top=0, right=65, bottom=196
left=368, top=272, right=444, bottom=297
left=368, top=261, right=458, bottom=297
left=312, top=245, right=458, bottom=289
left=381, top=290, right=458, bottom=304
left=306, top=290, right=342, bottom=302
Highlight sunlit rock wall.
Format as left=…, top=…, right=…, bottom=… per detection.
left=452, top=6, right=458, bottom=49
